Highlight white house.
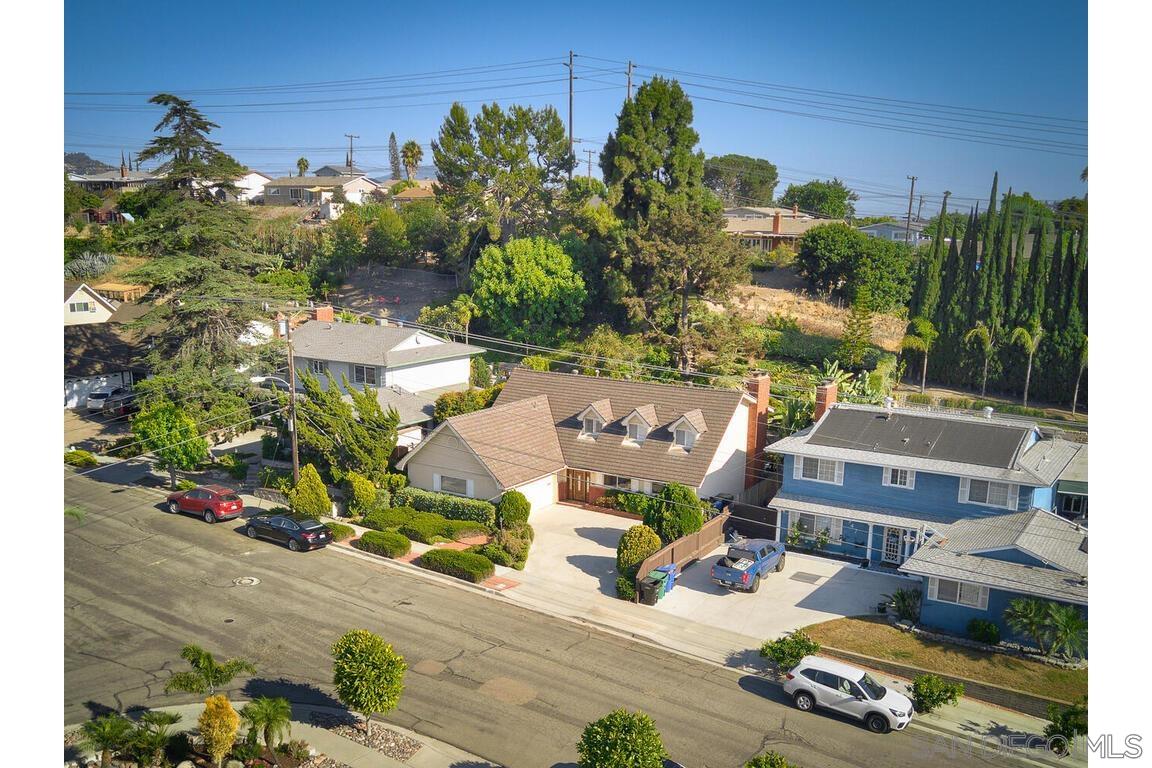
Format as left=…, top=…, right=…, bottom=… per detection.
left=65, top=282, right=118, bottom=326
left=858, top=220, right=930, bottom=247
left=63, top=288, right=152, bottom=408
left=263, top=175, right=380, bottom=205
left=397, top=368, right=776, bottom=509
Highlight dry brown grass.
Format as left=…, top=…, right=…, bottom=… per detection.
left=803, top=615, right=1087, bottom=702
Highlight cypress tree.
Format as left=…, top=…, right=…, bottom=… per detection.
left=388, top=132, right=402, bottom=180
left=914, top=196, right=950, bottom=319
left=1022, top=218, right=1051, bottom=325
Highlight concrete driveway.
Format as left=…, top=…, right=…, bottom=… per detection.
left=521, top=502, right=635, bottom=597
left=654, top=546, right=915, bottom=639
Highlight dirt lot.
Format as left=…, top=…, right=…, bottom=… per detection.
left=330, top=265, right=459, bottom=323
left=729, top=269, right=906, bottom=352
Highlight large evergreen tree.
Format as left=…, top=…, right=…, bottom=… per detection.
left=388, top=132, right=402, bottom=180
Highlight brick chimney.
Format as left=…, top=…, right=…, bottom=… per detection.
left=313, top=305, right=335, bottom=322
left=772, top=211, right=782, bottom=235
left=814, top=379, right=838, bottom=422
left=744, top=373, right=772, bottom=488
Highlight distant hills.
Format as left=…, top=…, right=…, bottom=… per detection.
left=65, top=152, right=115, bottom=175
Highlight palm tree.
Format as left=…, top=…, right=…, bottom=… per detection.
left=963, top=321, right=999, bottom=397
left=163, top=644, right=256, bottom=695
left=80, top=713, right=134, bottom=768
left=296, top=157, right=309, bottom=177
left=1004, top=597, right=1052, bottom=655
left=901, top=317, right=938, bottom=393
left=400, top=140, right=423, bottom=180
left=241, top=696, right=293, bottom=761
left=1010, top=319, right=1044, bottom=407
left=1047, top=603, right=1088, bottom=660
left=1071, top=335, right=1087, bottom=415
left=1080, top=166, right=1087, bottom=183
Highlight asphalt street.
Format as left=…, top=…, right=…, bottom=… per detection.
left=65, top=468, right=1032, bottom=768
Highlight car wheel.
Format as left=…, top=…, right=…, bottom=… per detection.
left=866, top=713, right=890, bottom=734
left=167, top=501, right=180, bottom=514
left=246, top=526, right=258, bottom=539
left=775, top=554, right=786, bottom=572
left=203, top=510, right=215, bottom=524
left=288, top=539, right=301, bottom=552
left=749, top=575, right=761, bottom=593
left=793, top=691, right=815, bottom=712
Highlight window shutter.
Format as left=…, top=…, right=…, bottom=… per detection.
left=466, top=479, right=475, bottom=498
left=1008, top=484, right=1020, bottom=510
left=432, top=474, right=442, bottom=492
left=881, top=468, right=891, bottom=487
left=793, top=457, right=803, bottom=481
left=906, top=471, right=916, bottom=490
left=977, top=586, right=990, bottom=611
left=927, top=577, right=938, bottom=601
left=834, top=462, right=844, bottom=485
left=958, top=477, right=970, bottom=503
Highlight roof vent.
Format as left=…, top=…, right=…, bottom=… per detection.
left=982, top=406, right=994, bottom=419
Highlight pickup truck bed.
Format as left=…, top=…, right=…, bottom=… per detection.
left=710, top=539, right=786, bottom=592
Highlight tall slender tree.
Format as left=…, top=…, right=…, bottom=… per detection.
left=137, top=93, right=245, bottom=198
left=1070, top=334, right=1087, bottom=415
left=901, top=317, right=938, bottom=393
left=963, top=321, right=999, bottom=397
left=1010, top=319, right=1044, bottom=407
left=401, top=140, right=424, bottom=180
left=388, top=132, right=402, bottom=180
left=296, top=157, right=309, bottom=177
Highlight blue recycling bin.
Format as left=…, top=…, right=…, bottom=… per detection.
left=655, top=564, right=677, bottom=593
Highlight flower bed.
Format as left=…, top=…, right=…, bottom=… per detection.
left=308, top=712, right=421, bottom=762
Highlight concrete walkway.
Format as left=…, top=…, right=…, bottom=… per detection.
left=65, top=701, right=497, bottom=768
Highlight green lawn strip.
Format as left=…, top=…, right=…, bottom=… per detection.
left=802, top=615, right=1087, bottom=703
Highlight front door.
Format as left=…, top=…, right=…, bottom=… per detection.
left=882, top=527, right=903, bottom=564
left=566, top=470, right=590, bottom=502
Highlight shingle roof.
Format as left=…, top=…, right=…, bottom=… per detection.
left=290, top=321, right=482, bottom=368
left=440, top=395, right=565, bottom=488
left=899, top=509, right=1088, bottom=604
left=1016, top=439, right=1083, bottom=487
left=724, top=217, right=830, bottom=237
left=65, top=282, right=118, bottom=313
left=1055, top=444, right=1087, bottom=495
left=626, top=404, right=658, bottom=427
left=264, top=175, right=370, bottom=188
left=677, top=408, right=708, bottom=434
left=769, top=492, right=956, bottom=532
left=494, top=369, right=747, bottom=488
left=339, top=387, right=435, bottom=428
left=64, top=323, right=148, bottom=378
left=314, top=164, right=365, bottom=175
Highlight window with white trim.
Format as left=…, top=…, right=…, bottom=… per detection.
left=959, top=478, right=1017, bottom=509
left=673, top=427, right=696, bottom=450
left=351, top=365, right=377, bottom=385
left=69, top=301, right=94, bottom=313
left=309, top=360, right=327, bottom=374
left=650, top=482, right=666, bottom=495
left=928, top=577, right=989, bottom=610
left=602, top=474, right=632, bottom=490
left=626, top=421, right=648, bottom=443
left=1061, top=495, right=1085, bottom=515
left=289, top=187, right=303, bottom=200
left=439, top=475, right=468, bottom=496
left=797, top=457, right=842, bottom=484
left=581, top=416, right=603, bottom=437
left=883, top=467, right=915, bottom=489
left=796, top=513, right=843, bottom=541
left=268, top=187, right=281, bottom=196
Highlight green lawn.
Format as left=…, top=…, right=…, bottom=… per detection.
left=803, top=615, right=1087, bottom=703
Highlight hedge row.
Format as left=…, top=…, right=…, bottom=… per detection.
left=325, top=523, right=356, bottom=542
left=353, top=530, right=411, bottom=558
left=362, top=506, right=419, bottom=531
left=470, top=523, right=534, bottom=569
left=418, top=549, right=495, bottom=583
left=394, top=487, right=496, bottom=527
left=64, top=449, right=99, bottom=468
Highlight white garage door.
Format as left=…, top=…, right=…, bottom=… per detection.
left=514, top=473, right=557, bottom=514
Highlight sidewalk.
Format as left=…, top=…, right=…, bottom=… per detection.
left=65, top=701, right=497, bottom=768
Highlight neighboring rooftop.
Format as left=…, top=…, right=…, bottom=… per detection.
left=1056, top=444, right=1088, bottom=496
left=263, top=175, right=374, bottom=188
left=314, top=164, right=366, bottom=176
left=724, top=216, right=830, bottom=237
left=290, top=320, right=482, bottom=367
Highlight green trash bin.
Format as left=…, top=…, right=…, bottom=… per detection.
left=647, top=569, right=670, bottom=600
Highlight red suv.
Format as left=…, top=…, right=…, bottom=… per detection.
left=166, top=485, right=245, bottom=523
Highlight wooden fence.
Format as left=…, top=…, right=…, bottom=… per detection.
left=633, top=511, right=730, bottom=594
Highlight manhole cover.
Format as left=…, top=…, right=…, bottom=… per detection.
left=232, top=577, right=261, bottom=587
left=790, top=572, right=823, bottom=584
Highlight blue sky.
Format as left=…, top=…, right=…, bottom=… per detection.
left=64, top=0, right=1087, bottom=217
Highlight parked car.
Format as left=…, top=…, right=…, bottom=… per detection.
left=243, top=514, right=331, bottom=552
left=782, top=655, right=914, bottom=734
left=710, top=537, right=786, bottom=592
left=165, top=485, right=244, bottom=523
left=86, top=385, right=132, bottom=413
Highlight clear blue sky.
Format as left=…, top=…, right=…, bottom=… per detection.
left=65, top=0, right=1087, bottom=217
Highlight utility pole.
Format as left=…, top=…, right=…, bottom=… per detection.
left=284, top=317, right=300, bottom=485
left=584, top=148, right=595, bottom=179
left=344, top=133, right=359, bottom=171
left=627, top=60, right=633, bottom=101
left=567, top=50, right=574, bottom=179
left=916, top=194, right=925, bottom=222
left=904, top=176, right=918, bottom=245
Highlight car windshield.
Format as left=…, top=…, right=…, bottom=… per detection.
left=90, top=392, right=109, bottom=399
left=219, top=494, right=242, bottom=502
left=727, top=548, right=757, bottom=562
left=858, top=673, right=886, bottom=699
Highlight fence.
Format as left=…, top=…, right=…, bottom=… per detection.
left=633, top=511, right=730, bottom=594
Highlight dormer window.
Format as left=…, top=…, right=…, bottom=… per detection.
left=578, top=400, right=612, bottom=439
left=582, top=416, right=603, bottom=437
left=627, top=422, right=648, bottom=443
left=673, top=427, right=696, bottom=450
left=622, top=404, right=656, bottom=446
left=668, top=409, right=707, bottom=453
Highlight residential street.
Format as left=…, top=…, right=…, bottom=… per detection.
left=65, top=471, right=1036, bottom=768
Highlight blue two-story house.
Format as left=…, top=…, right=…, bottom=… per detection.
left=766, top=399, right=1084, bottom=570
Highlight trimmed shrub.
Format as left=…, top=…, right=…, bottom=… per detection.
left=967, top=618, right=1001, bottom=645
left=419, top=549, right=495, bottom=583
left=615, top=576, right=636, bottom=601
left=615, top=491, right=656, bottom=518
left=399, top=512, right=451, bottom=544
left=215, top=453, right=249, bottom=481
left=759, top=630, right=821, bottom=671
left=909, top=674, right=964, bottom=713
left=442, top=519, right=490, bottom=540
left=64, top=449, right=99, bottom=468
left=939, top=396, right=974, bottom=410
left=615, top=525, right=662, bottom=598
left=381, top=473, right=408, bottom=495
left=260, top=433, right=283, bottom=460
left=290, top=464, right=332, bottom=519
left=472, top=543, right=516, bottom=567
left=496, top=490, right=531, bottom=528
left=642, top=483, right=705, bottom=544
left=905, top=393, right=934, bottom=405
left=176, top=479, right=198, bottom=491
left=344, top=471, right=378, bottom=516
left=325, top=523, right=356, bottom=542
left=107, top=434, right=144, bottom=458
left=745, top=753, right=798, bottom=768
left=362, top=506, right=418, bottom=530
left=577, top=709, right=665, bottom=768
left=353, top=530, right=411, bottom=558
left=394, top=486, right=496, bottom=527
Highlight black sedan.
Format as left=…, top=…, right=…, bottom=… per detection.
left=243, top=514, right=331, bottom=552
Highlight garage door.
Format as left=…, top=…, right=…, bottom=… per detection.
left=514, top=473, right=557, bottom=513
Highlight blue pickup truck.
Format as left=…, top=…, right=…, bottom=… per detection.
left=710, top=538, right=787, bottom=593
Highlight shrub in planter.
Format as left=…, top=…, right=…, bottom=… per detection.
left=64, top=449, right=99, bottom=468
left=472, top=543, right=516, bottom=567
left=107, top=435, right=144, bottom=458
left=215, top=453, right=249, bottom=481
left=399, top=512, right=451, bottom=544
left=276, top=739, right=312, bottom=760
left=442, top=519, right=490, bottom=540
left=344, top=471, right=377, bottom=516
left=909, top=674, right=964, bottom=713
left=353, top=530, right=411, bottom=558
left=393, top=487, right=496, bottom=527
left=967, top=618, right=1001, bottom=645
left=496, top=489, right=531, bottom=528
left=615, top=524, right=662, bottom=599
left=615, top=576, right=636, bottom=601
left=418, top=548, right=495, bottom=583
left=759, top=630, right=820, bottom=671
left=325, top=522, right=356, bottom=542
left=905, top=393, right=934, bottom=405
left=362, top=506, right=417, bottom=530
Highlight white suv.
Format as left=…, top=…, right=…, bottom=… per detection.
left=782, top=655, right=913, bottom=733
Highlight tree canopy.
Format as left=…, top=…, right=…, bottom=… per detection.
left=331, top=629, right=407, bottom=719
left=703, top=154, right=779, bottom=206
left=794, top=223, right=913, bottom=311
left=778, top=178, right=859, bottom=219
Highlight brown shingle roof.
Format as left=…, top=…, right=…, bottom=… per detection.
left=626, top=404, right=658, bottom=427
left=495, top=369, right=747, bottom=488
left=442, top=395, right=565, bottom=487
